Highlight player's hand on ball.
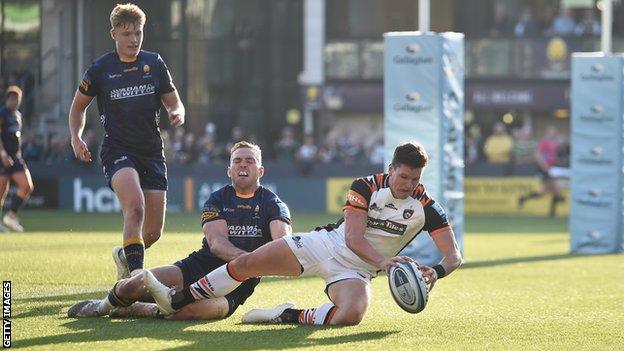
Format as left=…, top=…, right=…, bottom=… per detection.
left=418, top=265, right=438, bottom=291
left=380, top=256, right=419, bottom=273
left=71, top=138, right=92, bottom=162
left=168, top=110, right=185, bottom=127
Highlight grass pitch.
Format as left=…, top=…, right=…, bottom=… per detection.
left=1, top=211, right=622, bottom=350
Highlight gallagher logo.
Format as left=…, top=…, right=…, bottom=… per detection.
left=581, top=62, right=613, bottom=81
left=393, top=91, right=433, bottom=114
left=392, top=43, right=433, bottom=65
left=580, top=104, right=614, bottom=123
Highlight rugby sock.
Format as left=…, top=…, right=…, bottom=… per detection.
left=8, top=195, right=24, bottom=214
left=123, top=238, right=145, bottom=275
left=172, top=263, right=244, bottom=310
left=286, top=303, right=337, bottom=325
left=107, top=282, right=133, bottom=308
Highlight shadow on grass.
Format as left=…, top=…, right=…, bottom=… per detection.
left=15, top=317, right=397, bottom=350
left=18, top=290, right=110, bottom=304
left=461, top=252, right=621, bottom=269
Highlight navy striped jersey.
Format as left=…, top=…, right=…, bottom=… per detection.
left=201, top=185, right=291, bottom=255
left=78, top=50, right=175, bottom=158
left=0, top=107, right=22, bottom=157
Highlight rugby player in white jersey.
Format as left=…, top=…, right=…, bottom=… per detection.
left=144, top=141, right=462, bottom=325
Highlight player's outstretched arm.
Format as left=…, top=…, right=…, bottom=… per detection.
left=68, top=91, right=94, bottom=162
left=161, top=89, right=185, bottom=128
left=203, top=219, right=247, bottom=262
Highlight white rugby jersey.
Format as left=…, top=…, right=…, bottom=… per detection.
left=319, top=173, right=450, bottom=274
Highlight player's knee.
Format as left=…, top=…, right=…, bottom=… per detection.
left=123, top=203, right=145, bottom=222
left=231, top=253, right=255, bottom=279
left=332, top=308, right=365, bottom=326
left=116, top=277, right=143, bottom=300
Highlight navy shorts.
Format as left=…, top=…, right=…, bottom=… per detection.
left=101, top=147, right=167, bottom=191
left=174, top=247, right=260, bottom=316
left=0, top=156, right=26, bottom=176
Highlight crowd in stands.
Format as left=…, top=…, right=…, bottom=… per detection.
left=489, top=3, right=602, bottom=38
left=465, top=120, right=570, bottom=176
left=20, top=123, right=386, bottom=172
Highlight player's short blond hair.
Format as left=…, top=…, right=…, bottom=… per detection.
left=110, top=3, right=146, bottom=29
left=230, top=141, right=262, bottom=165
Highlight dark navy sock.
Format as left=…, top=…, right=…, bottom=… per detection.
left=123, top=243, right=145, bottom=273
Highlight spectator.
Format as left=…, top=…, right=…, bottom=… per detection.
left=44, top=134, right=71, bottom=165
left=490, top=2, right=514, bottom=37
left=368, top=139, right=385, bottom=166
left=574, top=9, right=600, bottom=36
left=274, top=126, right=299, bottom=162
left=22, top=131, right=44, bottom=162
left=296, top=135, right=318, bottom=176
left=337, top=134, right=363, bottom=164
left=483, top=122, right=513, bottom=164
left=514, top=8, right=539, bottom=37
left=171, top=128, right=185, bottom=163
left=182, top=132, right=197, bottom=164
left=197, top=130, right=218, bottom=165
left=512, top=126, right=537, bottom=166
left=318, top=138, right=337, bottom=164
left=465, top=124, right=482, bottom=166
left=547, top=8, right=576, bottom=36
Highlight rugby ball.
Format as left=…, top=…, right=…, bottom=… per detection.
left=388, top=261, right=428, bottom=314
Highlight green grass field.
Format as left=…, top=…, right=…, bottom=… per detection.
left=1, top=211, right=622, bottom=350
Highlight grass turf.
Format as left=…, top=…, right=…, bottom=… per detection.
left=1, top=211, right=622, bottom=350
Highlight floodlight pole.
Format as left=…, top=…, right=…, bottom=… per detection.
left=600, top=0, right=612, bottom=54
left=418, top=0, right=430, bottom=32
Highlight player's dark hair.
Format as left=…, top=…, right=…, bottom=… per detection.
left=230, top=141, right=262, bottom=165
left=110, top=3, right=146, bottom=28
left=391, top=141, right=428, bottom=168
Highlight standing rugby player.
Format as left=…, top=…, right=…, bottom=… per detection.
left=0, top=85, right=34, bottom=232
left=68, top=4, right=185, bottom=278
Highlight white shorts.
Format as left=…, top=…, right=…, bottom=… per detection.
left=283, top=230, right=372, bottom=287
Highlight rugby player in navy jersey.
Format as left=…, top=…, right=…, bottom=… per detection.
left=68, top=141, right=293, bottom=320
left=0, top=85, right=34, bottom=232
left=145, top=142, right=462, bottom=326
left=68, top=4, right=185, bottom=279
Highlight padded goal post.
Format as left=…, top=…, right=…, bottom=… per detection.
left=384, top=32, right=465, bottom=265
left=570, top=53, right=624, bottom=254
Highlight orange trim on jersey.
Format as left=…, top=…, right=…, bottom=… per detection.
left=226, top=263, right=246, bottom=282
left=429, top=225, right=451, bottom=236
left=343, top=205, right=368, bottom=214
left=375, top=174, right=384, bottom=188
left=412, top=183, right=425, bottom=198
left=420, top=197, right=432, bottom=207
